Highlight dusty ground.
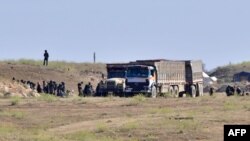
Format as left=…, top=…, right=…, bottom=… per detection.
left=0, top=93, right=249, bottom=141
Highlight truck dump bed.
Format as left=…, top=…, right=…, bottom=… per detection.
left=185, top=60, right=203, bottom=83
left=106, top=63, right=130, bottom=79
left=155, top=60, right=186, bottom=84
left=132, top=59, right=203, bottom=85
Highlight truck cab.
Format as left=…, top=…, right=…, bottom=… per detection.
left=125, top=65, right=157, bottom=97
left=106, top=68, right=126, bottom=95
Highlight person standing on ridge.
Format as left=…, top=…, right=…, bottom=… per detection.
left=43, top=50, right=49, bottom=66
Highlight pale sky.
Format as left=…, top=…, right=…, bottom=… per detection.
left=0, top=0, right=250, bottom=70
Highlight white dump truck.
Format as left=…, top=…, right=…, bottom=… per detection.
left=125, top=59, right=203, bottom=98
left=96, top=63, right=129, bottom=96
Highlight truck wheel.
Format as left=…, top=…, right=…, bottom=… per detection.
left=191, top=85, right=196, bottom=98
left=174, top=86, right=179, bottom=98
left=198, top=84, right=203, bottom=96
left=151, top=86, right=157, bottom=98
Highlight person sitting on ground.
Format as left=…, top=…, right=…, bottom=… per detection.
left=236, top=86, right=242, bottom=95
left=226, top=85, right=234, bottom=96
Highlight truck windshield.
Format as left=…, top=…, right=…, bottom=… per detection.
left=126, top=67, right=149, bottom=78
left=108, top=71, right=125, bottom=78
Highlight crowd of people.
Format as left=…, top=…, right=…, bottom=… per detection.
left=42, top=81, right=66, bottom=97
left=77, top=82, right=95, bottom=97
left=225, top=85, right=249, bottom=96
left=12, top=77, right=67, bottom=97
left=12, top=75, right=250, bottom=98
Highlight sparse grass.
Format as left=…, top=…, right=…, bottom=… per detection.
left=0, top=123, right=16, bottom=135
left=133, top=94, right=146, bottom=102
left=148, top=107, right=174, bottom=115
left=186, top=110, right=197, bottom=118
left=65, top=131, right=118, bottom=141
left=0, top=96, right=249, bottom=141
left=160, top=92, right=176, bottom=98
left=95, top=123, right=108, bottom=133
left=38, top=94, right=58, bottom=102
left=223, top=99, right=238, bottom=111
left=3, top=129, right=65, bottom=141
left=200, top=106, right=213, bottom=114
left=65, top=131, right=97, bottom=141
left=11, top=111, right=25, bottom=119
left=72, top=97, right=88, bottom=104
left=144, top=135, right=159, bottom=141
left=122, top=94, right=147, bottom=106
left=177, top=120, right=200, bottom=131
left=0, top=93, right=4, bottom=98
left=2, top=59, right=106, bottom=73
left=0, top=110, right=25, bottom=119
left=10, top=96, right=21, bottom=106
left=118, top=122, right=139, bottom=132
left=243, top=104, right=250, bottom=111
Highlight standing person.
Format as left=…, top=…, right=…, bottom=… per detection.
left=209, top=87, right=214, bottom=96
left=78, top=82, right=83, bottom=96
left=43, top=50, right=49, bottom=66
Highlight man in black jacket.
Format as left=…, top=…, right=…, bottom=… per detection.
left=43, top=50, right=49, bottom=66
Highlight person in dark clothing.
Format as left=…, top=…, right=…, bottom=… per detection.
left=61, top=82, right=65, bottom=93
left=209, top=87, right=214, bottom=96
left=57, top=82, right=66, bottom=97
left=53, top=81, right=57, bottom=94
left=57, top=84, right=63, bottom=97
left=84, top=82, right=94, bottom=96
left=78, top=82, right=83, bottom=96
left=37, top=82, right=42, bottom=93
left=43, top=50, right=49, bottom=66
left=226, top=85, right=234, bottom=96
left=96, top=80, right=105, bottom=96
left=48, top=80, right=54, bottom=94
left=236, top=86, right=242, bottom=95
left=43, top=81, right=48, bottom=93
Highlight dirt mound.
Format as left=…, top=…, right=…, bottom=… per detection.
left=0, top=81, right=40, bottom=98
left=0, top=61, right=106, bottom=92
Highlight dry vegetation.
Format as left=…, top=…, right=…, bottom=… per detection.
left=210, top=61, right=250, bottom=83
left=0, top=94, right=249, bottom=141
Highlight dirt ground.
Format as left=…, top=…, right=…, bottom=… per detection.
left=0, top=93, right=249, bottom=141
left=0, top=61, right=106, bottom=91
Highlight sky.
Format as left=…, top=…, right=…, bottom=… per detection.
left=0, top=0, right=250, bottom=70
